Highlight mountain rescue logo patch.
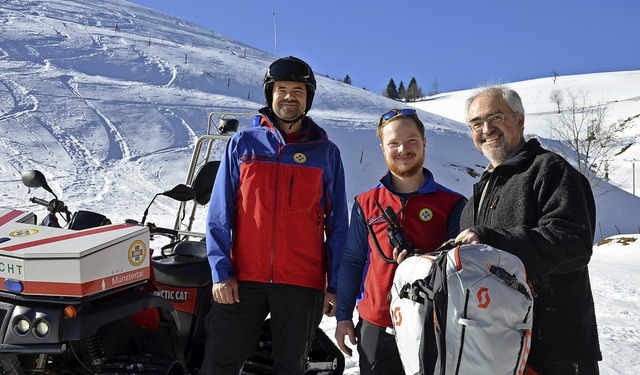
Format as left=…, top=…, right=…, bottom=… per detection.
left=293, top=153, right=307, bottom=164
left=9, top=229, right=38, bottom=237
left=419, top=208, right=433, bottom=222
left=128, top=240, right=147, bottom=267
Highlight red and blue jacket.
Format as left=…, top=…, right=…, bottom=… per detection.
left=206, top=108, right=348, bottom=292
left=336, top=169, right=466, bottom=328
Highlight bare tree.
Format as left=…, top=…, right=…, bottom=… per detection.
left=550, top=90, right=563, bottom=113
left=550, top=68, right=559, bottom=84
left=428, top=79, right=439, bottom=96
left=547, top=90, right=626, bottom=185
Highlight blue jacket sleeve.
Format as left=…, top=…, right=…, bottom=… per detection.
left=206, top=137, right=238, bottom=283
left=324, top=145, right=349, bottom=293
left=336, top=202, right=369, bottom=322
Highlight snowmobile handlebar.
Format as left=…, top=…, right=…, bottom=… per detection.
left=29, top=196, right=51, bottom=208
left=146, top=223, right=179, bottom=237
left=29, top=197, right=70, bottom=216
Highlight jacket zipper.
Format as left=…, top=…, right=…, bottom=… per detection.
left=399, top=197, right=407, bottom=227
left=270, top=143, right=284, bottom=283
left=478, top=174, right=499, bottom=226
left=288, top=174, right=294, bottom=207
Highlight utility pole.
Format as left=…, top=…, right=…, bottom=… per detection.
left=625, top=158, right=637, bottom=196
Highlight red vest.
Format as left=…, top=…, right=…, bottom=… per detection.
left=356, top=187, right=460, bottom=328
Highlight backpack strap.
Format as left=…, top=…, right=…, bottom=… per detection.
left=397, top=244, right=454, bottom=304
left=399, top=279, right=430, bottom=304
left=397, top=241, right=459, bottom=304
left=486, top=264, right=532, bottom=299
left=422, top=240, right=457, bottom=301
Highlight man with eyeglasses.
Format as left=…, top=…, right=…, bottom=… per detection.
left=201, top=56, right=349, bottom=375
left=335, top=108, right=466, bottom=375
left=455, top=86, right=601, bottom=374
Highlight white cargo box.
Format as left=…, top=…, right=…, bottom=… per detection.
left=0, top=209, right=150, bottom=297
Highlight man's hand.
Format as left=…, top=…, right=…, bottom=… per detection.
left=323, top=293, right=337, bottom=317
left=455, top=228, right=481, bottom=245
left=392, top=247, right=410, bottom=264
left=335, top=320, right=356, bottom=356
left=212, top=278, right=239, bottom=304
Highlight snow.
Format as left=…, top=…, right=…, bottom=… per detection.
left=0, top=0, right=639, bottom=372
left=589, top=235, right=640, bottom=374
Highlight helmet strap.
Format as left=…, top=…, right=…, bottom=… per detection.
left=274, top=112, right=306, bottom=130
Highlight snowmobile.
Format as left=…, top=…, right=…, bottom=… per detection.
left=0, top=112, right=345, bottom=374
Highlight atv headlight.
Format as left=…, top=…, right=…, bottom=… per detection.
left=6, top=307, right=61, bottom=345
left=34, top=319, right=50, bottom=338
left=14, top=317, right=31, bottom=335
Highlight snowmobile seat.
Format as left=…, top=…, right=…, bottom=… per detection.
left=173, top=239, right=207, bottom=259
left=152, top=241, right=211, bottom=287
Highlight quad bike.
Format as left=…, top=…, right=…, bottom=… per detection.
left=0, top=113, right=345, bottom=374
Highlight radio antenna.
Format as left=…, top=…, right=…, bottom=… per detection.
left=272, top=12, right=277, bottom=56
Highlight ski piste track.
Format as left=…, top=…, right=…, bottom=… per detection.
left=0, top=0, right=231, bottom=222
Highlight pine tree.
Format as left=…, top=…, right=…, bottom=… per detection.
left=384, top=78, right=398, bottom=99
left=405, top=77, right=424, bottom=101
left=397, top=81, right=406, bottom=101
left=343, top=74, right=352, bottom=85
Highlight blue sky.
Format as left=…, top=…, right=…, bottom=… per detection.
left=128, top=0, right=639, bottom=94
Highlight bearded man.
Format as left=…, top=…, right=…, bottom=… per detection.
left=335, top=108, right=466, bottom=375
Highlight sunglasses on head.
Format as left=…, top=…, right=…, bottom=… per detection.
left=380, top=108, right=417, bottom=124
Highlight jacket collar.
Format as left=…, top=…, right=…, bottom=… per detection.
left=258, top=107, right=326, bottom=143
left=481, top=138, right=540, bottom=180
left=380, top=168, right=437, bottom=195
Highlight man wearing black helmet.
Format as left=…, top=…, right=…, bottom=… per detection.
left=201, top=56, right=349, bottom=375
left=263, top=56, right=317, bottom=127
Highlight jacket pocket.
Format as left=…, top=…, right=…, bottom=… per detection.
left=280, top=165, right=323, bottom=215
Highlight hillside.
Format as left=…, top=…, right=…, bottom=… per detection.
left=0, top=0, right=638, bottom=238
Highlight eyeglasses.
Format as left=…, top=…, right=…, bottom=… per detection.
left=468, top=112, right=517, bottom=133
left=379, top=109, right=417, bottom=125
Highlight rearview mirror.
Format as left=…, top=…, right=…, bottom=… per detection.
left=21, top=170, right=56, bottom=197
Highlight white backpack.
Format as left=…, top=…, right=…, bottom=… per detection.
left=390, top=243, right=534, bottom=375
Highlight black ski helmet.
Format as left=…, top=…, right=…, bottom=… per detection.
left=263, top=56, right=316, bottom=113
